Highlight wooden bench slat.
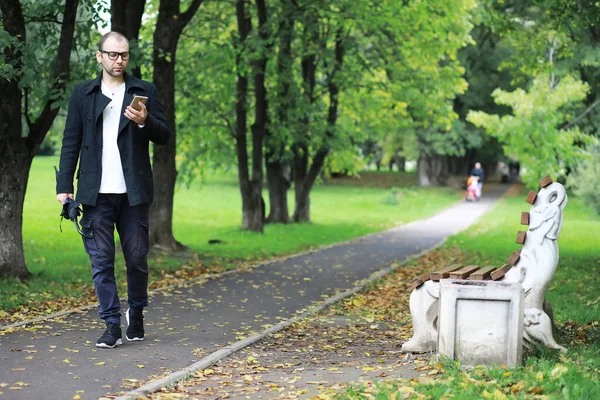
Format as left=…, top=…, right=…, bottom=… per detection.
left=507, top=249, right=522, bottom=266
left=449, top=265, right=481, bottom=279
left=539, top=176, right=553, bottom=188
left=491, top=264, right=513, bottom=280
left=469, top=266, right=497, bottom=280
left=521, top=212, right=530, bottom=225
left=525, top=190, right=537, bottom=205
left=409, top=273, right=431, bottom=290
left=516, top=231, right=527, bottom=244
left=430, top=264, right=463, bottom=281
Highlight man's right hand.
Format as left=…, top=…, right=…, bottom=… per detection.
left=57, top=193, right=74, bottom=205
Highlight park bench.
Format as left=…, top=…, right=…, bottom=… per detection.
left=401, top=175, right=567, bottom=364
left=408, top=176, right=554, bottom=291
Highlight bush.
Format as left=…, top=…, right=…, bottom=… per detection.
left=381, top=187, right=402, bottom=206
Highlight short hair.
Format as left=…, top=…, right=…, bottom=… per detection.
left=98, top=31, right=129, bottom=51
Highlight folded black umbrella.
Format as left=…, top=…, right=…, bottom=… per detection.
left=60, top=198, right=92, bottom=238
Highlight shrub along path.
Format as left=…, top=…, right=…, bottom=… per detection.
left=0, top=184, right=510, bottom=400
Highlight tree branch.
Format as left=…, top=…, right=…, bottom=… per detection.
left=27, top=0, right=79, bottom=153
left=197, top=97, right=236, bottom=137
left=179, top=0, right=205, bottom=26
left=23, top=12, right=60, bottom=24
left=562, top=98, right=600, bottom=130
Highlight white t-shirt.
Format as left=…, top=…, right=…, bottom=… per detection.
left=99, top=82, right=127, bottom=194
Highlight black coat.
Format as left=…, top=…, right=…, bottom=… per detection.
left=56, top=74, right=170, bottom=206
left=471, top=167, right=484, bottom=183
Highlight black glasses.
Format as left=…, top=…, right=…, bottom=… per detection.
left=100, top=50, right=130, bottom=61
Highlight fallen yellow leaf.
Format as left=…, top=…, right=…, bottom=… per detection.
left=536, top=371, right=544, bottom=382
left=551, top=364, right=568, bottom=379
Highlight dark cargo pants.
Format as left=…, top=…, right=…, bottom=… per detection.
left=81, top=194, right=149, bottom=325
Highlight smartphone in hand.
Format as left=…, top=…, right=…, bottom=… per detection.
left=129, top=95, right=148, bottom=111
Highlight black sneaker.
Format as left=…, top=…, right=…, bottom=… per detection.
left=96, top=323, right=122, bottom=348
left=126, top=308, right=145, bottom=341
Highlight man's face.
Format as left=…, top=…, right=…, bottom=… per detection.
left=96, top=36, right=129, bottom=78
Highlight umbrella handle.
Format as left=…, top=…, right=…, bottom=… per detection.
left=73, top=219, right=93, bottom=239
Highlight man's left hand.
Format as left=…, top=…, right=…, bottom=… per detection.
left=125, top=101, right=147, bottom=125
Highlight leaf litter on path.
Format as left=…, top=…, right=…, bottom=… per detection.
left=140, top=248, right=466, bottom=399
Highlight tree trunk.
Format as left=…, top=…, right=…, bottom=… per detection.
left=251, top=0, right=268, bottom=225
left=149, top=0, right=204, bottom=250
left=0, top=95, right=31, bottom=281
left=291, top=17, right=317, bottom=223
left=293, top=177, right=311, bottom=223
left=265, top=161, right=290, bottom=223
left=417, top=154, right=449, bottom=187
left=293, top=31, right=344, bottom=222
left=235, top=0, right=263, bottom=232
left=111, top=0, right=146, bottom=40
left=266, top=0, right=294, bottom=224
left=0, top=0, right=78, bottom=279
left=447, top=155, right=470, bottom=176
left=390, top=155, right=405, bottom=171
left=291, top=142, right=308, bottom=222
left=111, top=0, right=146, bottom=78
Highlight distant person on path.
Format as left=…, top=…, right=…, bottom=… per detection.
left=466, top=175, right=479, bottom=201
left=55, top=32, right=170, bottom=348
left=470, top=162, right=484, bottom=199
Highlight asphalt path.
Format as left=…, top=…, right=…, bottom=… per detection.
left=0, top=184, right=510, bottom=400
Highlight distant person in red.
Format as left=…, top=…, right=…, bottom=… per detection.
left=56, top=32, right=170, bottom=348
left=470, top=162, right=484, bottom=199
left=466, top=176, right=479, bottom=201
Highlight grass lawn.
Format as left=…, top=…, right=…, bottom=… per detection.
left=0, top=156, right=462, bottom=321
left=332, top=186, right=600, bottom=399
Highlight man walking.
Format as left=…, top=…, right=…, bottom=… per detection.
left=56, top=32, right=170, bottom=348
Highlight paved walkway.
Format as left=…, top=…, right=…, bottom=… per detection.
left=0, top=184, right=510, bottom=400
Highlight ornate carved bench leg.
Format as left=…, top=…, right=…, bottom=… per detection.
left=401, top=281, right=439, bottom=353
left=524, top=308, right=567, bottom=352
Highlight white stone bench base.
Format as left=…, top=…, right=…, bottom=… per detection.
left=438, top=280, right=524, bottom=367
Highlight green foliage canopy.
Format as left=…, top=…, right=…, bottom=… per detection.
left=467, top=74, right=593, bottom=188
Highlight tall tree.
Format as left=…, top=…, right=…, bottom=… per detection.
left=0, top=0, right=80, bottom=280
left=265, top=0, right=295, bottom=224
left=234, top=0, right=264, bottom=232
left=293, top=27, right=345, bottom=222
left=291, top=11, right=319, bottom=222
left=250, top=0, right=269, bottom=226
left=149, top=0, right=204, bottom=249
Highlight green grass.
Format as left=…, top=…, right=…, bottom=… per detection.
left=0, top=156, right=462, bottom=314
left=337, top=187, right=600, bottom=399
